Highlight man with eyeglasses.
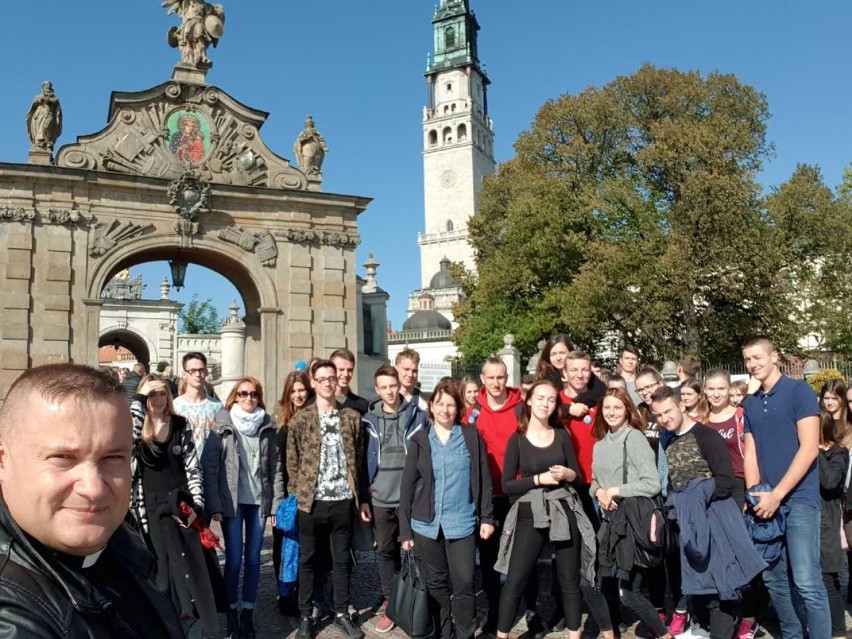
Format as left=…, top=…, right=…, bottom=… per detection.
left=173, top=351, right=223, bottom=457
left=288, top=359, right=368, bottom=639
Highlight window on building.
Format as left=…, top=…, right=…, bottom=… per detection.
left=446, top=220, right=454, bottom=232
left=428, top=130, right=438, bottom=147
left=443, top=127, right=452, bottom=144
left=362, top=303, right=374, bottom=355
left=445, top=26, right=456, bottom=49
left=446, top=82, right=453, bottom=93
left=457, top=124, right=467, bottom=141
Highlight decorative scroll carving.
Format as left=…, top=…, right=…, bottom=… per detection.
left=218, top=227, right=277, bottom=266
left=89, top=220, right=151, bottom=258
left=280, top=228, right=360, bottom=248
left=0, top=207, right=35, bottom=223
left=167, top=170, right=209, bottom=245
left=56, top=83, right=310, bottom=191
left=44, top=209, right=86, bottom=226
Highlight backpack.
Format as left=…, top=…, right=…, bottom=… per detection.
left=620, top=433, right=666, bottom=569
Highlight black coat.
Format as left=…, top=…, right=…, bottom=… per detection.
left=819, top=444, right=849, bottom=572
left=399, top=423, right=495, bottom=541
left=0, top=496, right=183, bottom=638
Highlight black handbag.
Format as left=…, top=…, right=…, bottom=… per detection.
left=386, top=550, right=434, bottom=639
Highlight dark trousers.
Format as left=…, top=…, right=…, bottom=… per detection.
left=298, top=499, right=353, bottom=616
left=373, top=505, right=401, bottom=601
left=620, top=569, right=668, bottom=638
left=691, top=595, right=738, bottom=639
left=498, top=504, right=582, bottom=633
left=824, top=572, right=846, bottom=637
left=414, top=530, right=476, bottom=639
left=479, top=496, right=537, bottom=622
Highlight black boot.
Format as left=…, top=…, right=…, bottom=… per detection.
left=296, top=616, right=314, bottom=639
left=225, top=609, right=240, bottom=639
left=239, top=609, right=256, bottom=639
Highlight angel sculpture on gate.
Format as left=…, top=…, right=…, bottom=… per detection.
left=163, top=0, right=225, bottom=69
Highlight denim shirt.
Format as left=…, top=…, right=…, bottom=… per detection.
left=411, top=424, right=476, bottom=540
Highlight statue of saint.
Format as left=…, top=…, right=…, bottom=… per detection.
left=294, top=115, right=328, bottom=176
left=163, top=0, right=225, bottom=69
left=26, top=81, right=62, bottom=152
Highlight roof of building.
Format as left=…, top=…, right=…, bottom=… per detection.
left=402, top=309, right=452, bottom=332
left=429, top=256, right=459, bottom=290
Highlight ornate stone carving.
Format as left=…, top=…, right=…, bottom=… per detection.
left=0, top=207, right=35, bottom=223
left=44, top=209, right=86, bottom=226
left=280, top=228, right=360, bottom=248
left=89, top=220, right=151, bottom=258
left=293, top=115, right=327, bottom=176
left=167, top=170, right=209, bottom=245
left=218, top=227, right=278, bottom=266
left=163, top=0, right=225, bottom=69
left=27, top=82, right=63, bottom=159
left=56, top=83, right=310, bottom=191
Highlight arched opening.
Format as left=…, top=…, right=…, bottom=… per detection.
left=445, top=26, right=456, bottom=50
left=457, top=123, right=467, bottom=141
left=428, top=130, right=438, bottom=148
left=86, top=236, right=278, bottom=396
left=446, top=220, right=454, bottom=232
left=442, top=127, right=453, bottom=145
left=98, top=328, right=151, bottom=371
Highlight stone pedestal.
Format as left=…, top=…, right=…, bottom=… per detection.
left=28, top=148, right=52, bottom=166
left=219, top=303, right=246, bottom=401
left=171, top=63, right=208, bottom=85
left=499, top=334, right=522, bottom=387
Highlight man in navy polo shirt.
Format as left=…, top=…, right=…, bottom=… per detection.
left=741, top=336, right=828, bottom=639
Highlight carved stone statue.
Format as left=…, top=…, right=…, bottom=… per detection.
left=163, top=0, right=225, bottom=69
left=26, top=81, right=62, bottom=153
left=294, top=115, right=328, bottom=176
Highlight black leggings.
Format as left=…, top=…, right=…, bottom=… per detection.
left=498, top=504, right=582, bottom=634
left=620, top=569, right=668, bottom=638
left=824, top=572, right=846, bottom=637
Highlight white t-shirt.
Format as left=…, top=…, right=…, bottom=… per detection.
left=173, top=396, right=223, bottom=457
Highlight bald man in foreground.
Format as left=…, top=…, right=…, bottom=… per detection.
left=0, top=364, right=183, bottom=637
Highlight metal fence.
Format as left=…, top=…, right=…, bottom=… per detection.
left=707, top=358, right=852, bottom=382
left=451, top=359, right=483, bottom=381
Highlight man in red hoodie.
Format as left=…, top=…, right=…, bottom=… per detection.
left=464, top=356, right=538, bottom=634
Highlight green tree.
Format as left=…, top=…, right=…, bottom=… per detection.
left=179, top=295, right=221, bottom=334
left=456, top=64, right=804, bottom=363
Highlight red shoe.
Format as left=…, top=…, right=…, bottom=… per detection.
left=735, top=619, right=758, bottom=639
left=375, top=614, right=395, bottom=634
left=668, top=612, right=689, bottom=636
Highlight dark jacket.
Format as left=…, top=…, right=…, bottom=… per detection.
left=399, top=423, right=495, bottom=542
left=667, top=478, right=767, bottom=600
left=122, top=371, right=142, bottom=404
left=0, top=496, right=183, bottom=638
left=819, top=444, right=849, bottom=572
left=744, top=482, right=786, bottom=566
left=340, top=390, right=370, bottom=416
left=201, top=409, right=283, bottom=519
left=362, top=397, right=428, bottom=489
left=598, top=495, right=662, bottom=582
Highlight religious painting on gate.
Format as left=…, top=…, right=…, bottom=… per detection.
left=166, top=110, right=211, bottom=163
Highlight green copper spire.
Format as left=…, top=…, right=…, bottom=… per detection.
left=426, top=0, right=488, bottom=82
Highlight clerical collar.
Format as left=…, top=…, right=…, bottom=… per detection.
left=49, top=545, right=107, bottom=571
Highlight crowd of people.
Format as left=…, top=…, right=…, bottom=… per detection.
left=0, top=336, right=843, bottom=639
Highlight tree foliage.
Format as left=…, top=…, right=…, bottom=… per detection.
left=179, top=295, right=221, bottom=334
left=455, top=64, right=852, bottom=363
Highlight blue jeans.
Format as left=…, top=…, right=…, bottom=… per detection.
left=222, top=504, right=264, bottom=609
left=762, top=503, right=830, bottom=639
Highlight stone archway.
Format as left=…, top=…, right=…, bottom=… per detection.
left=0, top=77, right=371, bottom=402
left=98, top=328, right=152, bottom=369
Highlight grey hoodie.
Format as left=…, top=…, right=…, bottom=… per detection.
left=370, top=401, right=408, bottom=507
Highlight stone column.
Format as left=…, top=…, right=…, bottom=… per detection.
left=499, top=334, right=522, bottom=387
left=527, top=339, right=546, bottom=375
left=218, top=301, right=246, bottom=401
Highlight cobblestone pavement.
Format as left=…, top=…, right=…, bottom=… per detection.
left=202, top=526, right=792, bottom=639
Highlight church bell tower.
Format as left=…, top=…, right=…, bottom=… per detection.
left=418, top=0, right=495, bottom=293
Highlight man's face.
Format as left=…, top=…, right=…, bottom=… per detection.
left=332, top=357, right=354, bottom=395
left=396, top=357, right=419, bottom=392
left=565, top=358, right=591, bottom=393
left=312, top=365, right=338, bottom=401
left=0, top=393, right=132, bottom=557
left=375, top=375, right=401, bottom=409
left=619, top=351, right=639, bottom=374
left=652, top=396, right=684, bottom=433
left=635, top=374, right=663, bottom=405
left=742, top=344, right=778, bottom=383
left=183, top=357, right=208, bottom=391
left=480, top=363, right=508, bottom=399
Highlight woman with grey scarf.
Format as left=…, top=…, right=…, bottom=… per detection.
left=202, top=376, right=284, bottom=639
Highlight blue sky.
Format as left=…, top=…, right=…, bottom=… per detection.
left=2, top=2, right=852, bottom=329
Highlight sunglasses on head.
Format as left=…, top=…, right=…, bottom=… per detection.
left=237, top=390, right=260, bottom=399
